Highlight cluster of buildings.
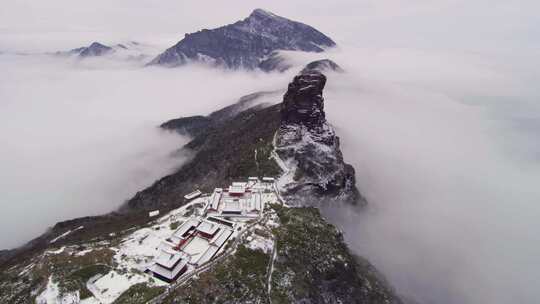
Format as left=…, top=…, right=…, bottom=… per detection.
left=148, top=177, right=275, bottom=283
left=205, top=177, right=274, bottom=218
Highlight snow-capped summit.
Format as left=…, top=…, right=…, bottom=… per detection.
left=148, top=9, right=336, bottom=69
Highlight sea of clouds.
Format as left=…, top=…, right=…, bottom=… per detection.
left=1, top=1, right=539, bottom=303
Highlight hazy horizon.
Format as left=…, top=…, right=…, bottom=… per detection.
left=2, top=1, right=539, bottom=303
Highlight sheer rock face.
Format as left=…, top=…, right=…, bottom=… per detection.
left=148, top=9, right=336, bottom=69
left=281, top=71, right=327, bottom=128
left=276, top=70, right=364, bottom=206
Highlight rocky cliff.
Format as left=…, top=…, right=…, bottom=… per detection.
left=148, top=9, right=336, bottom=69
left=275, top=68, right=364, bottom=206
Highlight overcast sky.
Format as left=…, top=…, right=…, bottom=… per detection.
left=1, top=1, right=540, bottom=304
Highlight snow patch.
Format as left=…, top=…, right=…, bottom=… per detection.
left=45, top=246, right=66, bottom=255
left=36, top=276, right=79, bottom=304
left=87, top=270, right=147, bottom=304
left=246, top=234, right=274, bottom=254
left=50, top=226, right=84, bottom=244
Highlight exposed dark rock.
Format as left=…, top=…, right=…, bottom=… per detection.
left=281, top=70, right=327, bottom=128
left=148, top=9, right=336, bottom=69
left=276, top=70, right=364, bottom=206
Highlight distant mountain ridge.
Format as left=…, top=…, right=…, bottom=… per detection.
left=148, top=9, right=336, bottom=70
left=54, top=41, right=152, bottom=62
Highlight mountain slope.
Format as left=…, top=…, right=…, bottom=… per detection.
left=160, top=90, right=282, bottom=137
left=148, top=9, right=336, bottom=69
left=163, top=205, right=400, bottom=304
left=0, top=61, right=398, bottom=304
left=125, top=103, right=283, bottom=212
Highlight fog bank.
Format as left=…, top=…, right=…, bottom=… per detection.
left=316, top=47, right=540, bottom=304
left=0, top=54, right=289, bottom=249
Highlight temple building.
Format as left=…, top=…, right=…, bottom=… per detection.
left=149, top=249, right=189, bottom=283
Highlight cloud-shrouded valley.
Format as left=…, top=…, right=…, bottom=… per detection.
left=1, top=1, right=539, bottom=304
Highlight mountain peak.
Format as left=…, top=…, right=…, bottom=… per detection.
left=276, top=70, right=363, bottom=206
left=281, top=70, right=327, bottom=128
left=78, top=42, right=113, bottom=57
left=249, top=8, right=278, bottom=18
left=148, top=10, right=336, bottom=69
left=88, top=42, right=108, bottom=48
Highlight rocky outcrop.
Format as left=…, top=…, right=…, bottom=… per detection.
left=275, top=69, right=364, bottom=206
left=281, top=71, right=327, bottom=128
left=148, top=9, right=336, bottom=69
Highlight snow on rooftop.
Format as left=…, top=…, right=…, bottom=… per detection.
left=150, top=258, right=188, bottom=281
left=249, top=192, right=262, bottom=211
left=209, top=190, right=222, bottom=210
left=194, top=246, right=219, bottom=266
left=184, top=189, right=202, bottom=200
left=197, top=220, right=220, bottom=235
left=182, top=236, right=212, bottom=262
left=210, top=228, right=233, bottom=248
left=155, top=250, right=183, bottom=269
left=207, top=216, right=235, bottom=227
left=173, top=218, right=200, bottom=238
left=222, top=200, right=243, bottom=213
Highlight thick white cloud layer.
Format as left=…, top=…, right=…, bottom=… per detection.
left=1, top=1, right=539, bottom=303
left=319, top=47, right=540, bottom=304
left=0, top=54, right=289, bottom=249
